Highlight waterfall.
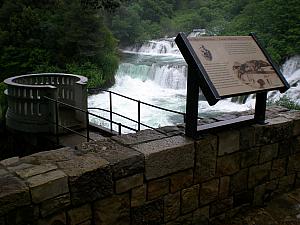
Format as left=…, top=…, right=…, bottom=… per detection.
left=123, top=38, right=181, bottom=55
left=268, top=56, right=300, bottom=104
left=88, top=38, right=299, bottom=133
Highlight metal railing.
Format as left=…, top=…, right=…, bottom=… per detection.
left=44, top=89, right=187, bottom=144
left=87, top=88, right=186, bottom=133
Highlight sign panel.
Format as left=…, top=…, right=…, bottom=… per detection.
left=188, top=36, right=285, bottom=97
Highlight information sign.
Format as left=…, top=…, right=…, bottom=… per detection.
left=189, top=36, right=285, bottom=97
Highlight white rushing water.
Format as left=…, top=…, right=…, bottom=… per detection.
left=88, top=38, right=300, bottom=133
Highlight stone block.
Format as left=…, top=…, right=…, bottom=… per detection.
left=0, top=217, right=4, bottom=225
left=170, top=169, right=193, bottom=193
left=234, top=191, right=254, bottom=207
left=253, top=180, right=278, bottom=206
left=230, top=168, right=248, bottom=193
left=292, top=136, right=300, bottom=154
left=115, top=173, right=143, bottom=194
left=94, top=194, right=130, bottom=225
left=27, top=170, right=68, bottom=203
left=157, top=126, right=184, bottom=136
left=248, top=162, right=271, bottom=188
left=293, top=117, right=300, bottom=136
left=7, top=163, right=33, bottom=173
left=133, top=136, right=194, bottom=180
left=254, top=117, right=293, bottom=146
left=68, top=204, right=92, bottom=225
left=79, top=139, right=144, bottom=179
left=195, top=135, right=218, bottom=182
left=278, top=140, right=292, bottom=158
left=295, top=173, right=300, bottom=188
left=218, top=129, right=240, bottom=156
left=131, top=185, right=146, bottom=207
left=277, top=174, right=295, bottom=193
left=40, top=193, right=71, bottom=217
left=38, top=212, right=66, bottom=225
left=216, top=153, right=240, bottom=176
left=181, top=185, right=199, bottom=214
left=0, top=169, right=8, bottom=176
left=164, top=192, right=180, bottom=222
left=0, top=156, right=19, bottom=167
left=200, top=179, right=219, bottom=205
left=219, top=176, right=230, bottom=199
left=241, top=148, right=259, bottom=168
left=148, top=177, right=169, bottom=200
left=78, top=221, right=92, bottom=225
left=6, top=205, right=39, bottom=225
left=112, top=129, right=167, bottom=146
left=132, top=199, right=163, bottom=225
left=259, top=143, right=278, bottom=163
left=270, top=158, right=286, bottom=179
left=0, top=173, right=30, bottom=216
left=210, top=197, right=233, bottom=217
left=193, top=206, right=210, bottom=225
left=23, top=147, right=77, bottom=165
left=166, top=213, right=193, bottom=225
left=16, top=163, right=58, bottom=179
left=288, top=153, right=300, bottom=173
left=57, top=154, right=112, bottom=206
left=240, top=126, right=255, bottom=150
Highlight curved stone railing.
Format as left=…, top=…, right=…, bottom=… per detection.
left=4, top=73, right=88, bottom=133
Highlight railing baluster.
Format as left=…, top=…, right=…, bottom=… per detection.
left=109, top=91, right=113, bottom=132
left=55, top=99, right=59, bottom=145
left=138, top=100, right=141, bottom=131
left=118, top=123, right=121, bottom=135
left=86, top=111, right=90, bottom=141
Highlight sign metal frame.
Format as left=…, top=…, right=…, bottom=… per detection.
left=175, top=32, right=290, bottom=138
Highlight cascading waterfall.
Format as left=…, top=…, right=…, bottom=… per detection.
left=88, top=37, right=300, bottom=133
left=268, top=55, right=300, bottom=103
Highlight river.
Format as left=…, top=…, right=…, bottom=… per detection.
left=88, top=38, right=300, bottom=133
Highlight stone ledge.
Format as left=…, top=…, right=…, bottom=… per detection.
left=132, top=135, right=194, bottom=180
left=0, top=173, right=30, bottom=216
left=56, top=153, right=112, bottom=206
left=27, top=169, right=68, bottom=203
left=79, top=138, right=144, bottom=179
left=112, top=129, right=168, bottom=146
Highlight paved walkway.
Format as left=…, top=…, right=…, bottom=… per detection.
left=229, top=188, right=300, bottom=225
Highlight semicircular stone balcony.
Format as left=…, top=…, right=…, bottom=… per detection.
left=4, top=73, right=88, bottom=134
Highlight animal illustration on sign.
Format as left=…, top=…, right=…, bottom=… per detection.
left=199, top=45, right=212, bottom=61
left=233, top=60, right=273, bottom=89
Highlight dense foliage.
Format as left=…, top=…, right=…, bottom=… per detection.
left=0, top=0, right=122, bottom=87
left=108, top=0, right=300, bottom=63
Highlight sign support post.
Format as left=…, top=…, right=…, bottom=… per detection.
left=185, top=66, right=199, bottom=137
left=254, top=92, right=268, bottom=124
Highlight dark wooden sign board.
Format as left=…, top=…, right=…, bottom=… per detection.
left=175, top=32, right=290, bottom=138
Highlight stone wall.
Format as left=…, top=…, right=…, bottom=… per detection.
left=1, top=108, right=300, bottom=225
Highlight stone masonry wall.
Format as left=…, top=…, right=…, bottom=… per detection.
left=1, top=108, right=300, bottom=225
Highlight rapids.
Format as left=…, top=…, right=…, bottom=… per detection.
left=88, top=38, right=300, bottom=133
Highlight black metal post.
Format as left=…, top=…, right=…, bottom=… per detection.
left=254, top=92, right=268, bottom=124
left=109, top=91, right=113, bottom=131
left=118, top=123, right=121, bottom=135
left=185, top=66, right=200, bottom=138
left=138, top=101, right=141, bottom=131
left=55, top=100, right=59, bottom=145
left=86, top=111, right=90, bottom=141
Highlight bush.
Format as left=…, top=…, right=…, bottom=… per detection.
left=66, top=62, right=105, bottom=88
left=268, top=95, right=300, bottom=110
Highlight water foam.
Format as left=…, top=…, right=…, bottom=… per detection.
left=88, top=38, right=300, bottom=132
